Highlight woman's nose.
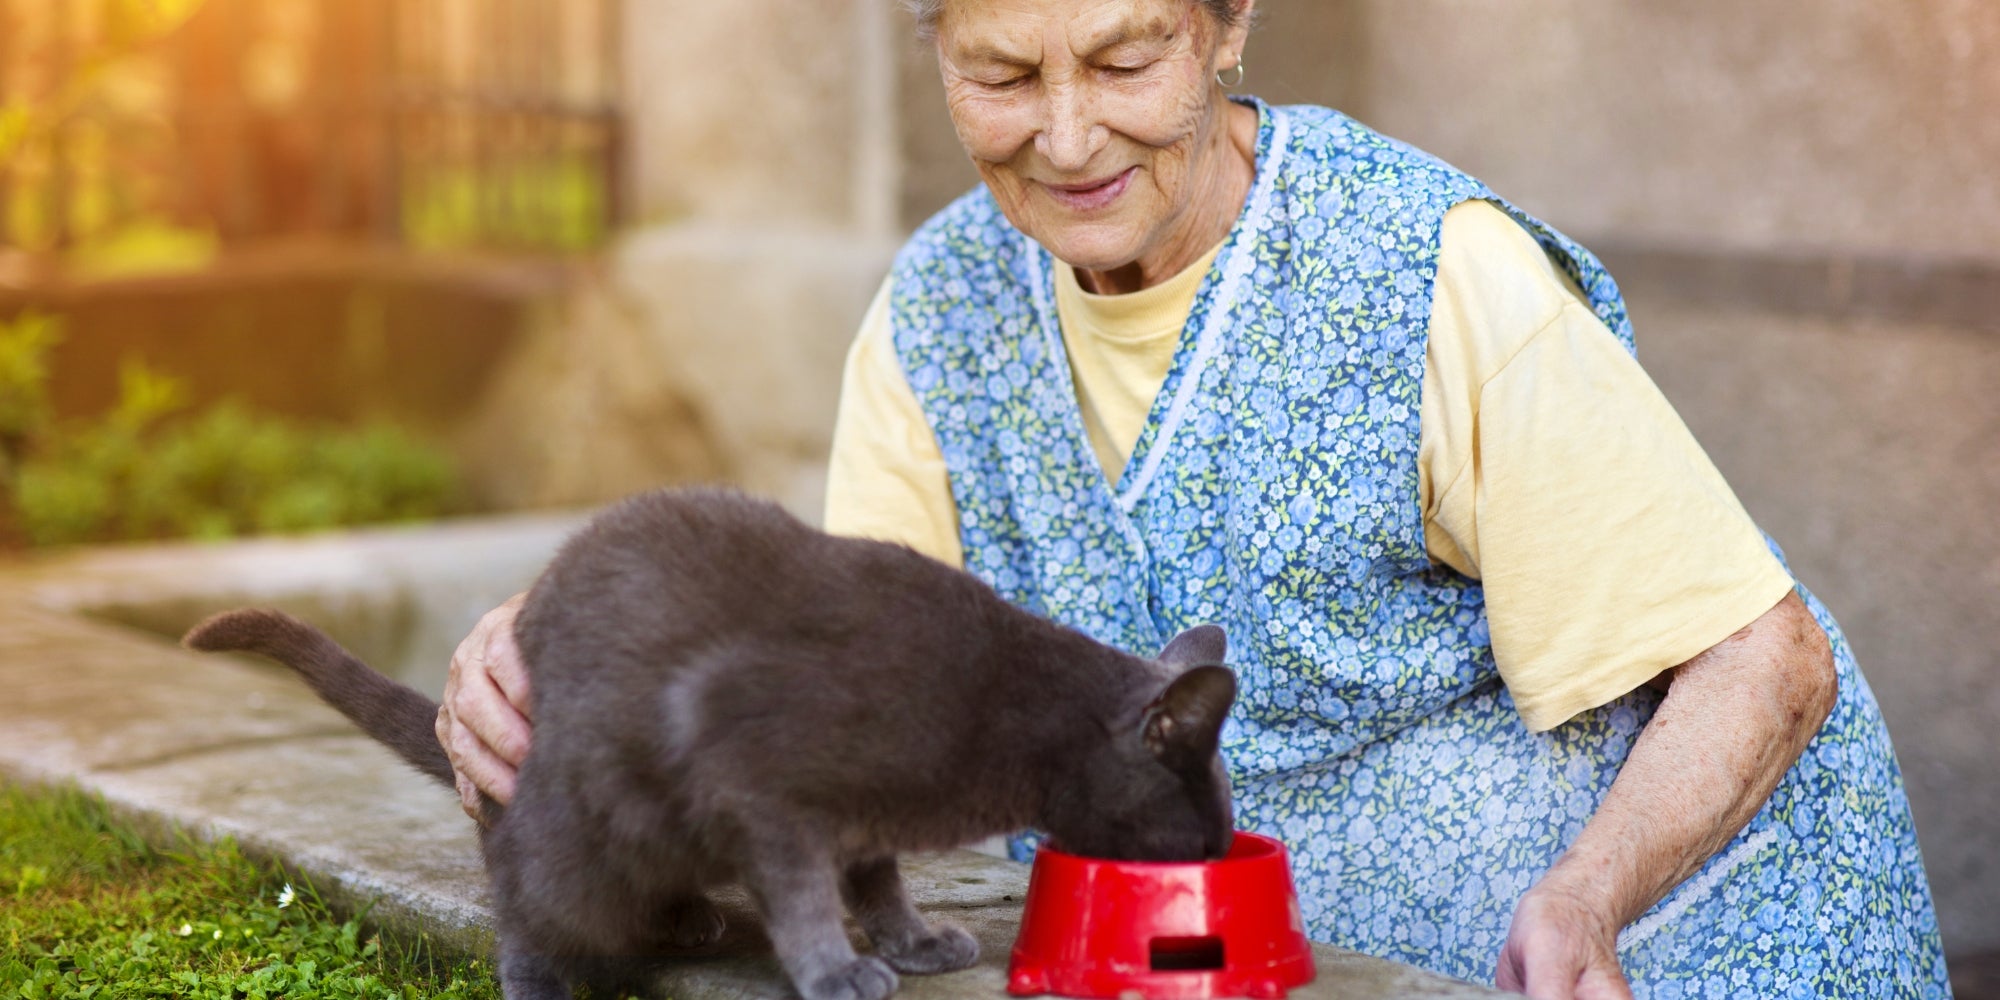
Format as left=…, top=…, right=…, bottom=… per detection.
left=1035, top=84, right=1107, bottom=172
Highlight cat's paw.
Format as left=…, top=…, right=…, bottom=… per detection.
left=661, top=894, right=726, bottom=949
left=880, top=922, right=979, bottom=975
left=802, top=956, right=898, bottom=1000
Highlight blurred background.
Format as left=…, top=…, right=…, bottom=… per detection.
left=0, top=0, right=1993, bottom=990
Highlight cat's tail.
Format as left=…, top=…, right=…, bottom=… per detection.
left=184, top=608, right=456, bottom=790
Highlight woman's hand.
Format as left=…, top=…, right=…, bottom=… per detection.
left=436, top=592, right=534, bottom=820
left=1496, top=886, right=1632, bottom=999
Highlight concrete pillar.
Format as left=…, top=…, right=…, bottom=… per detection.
left=503, top=0, right=916, bottom=518
left=623, top=0, right=878, bottom=231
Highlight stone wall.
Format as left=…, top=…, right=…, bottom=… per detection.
left=1324, top=0, right=2000, bottom=263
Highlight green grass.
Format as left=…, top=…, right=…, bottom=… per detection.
left=0, top=783, right=501, bottom=1000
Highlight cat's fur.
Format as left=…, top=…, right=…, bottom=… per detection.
left=184, top=487, right=1237, bottom=1000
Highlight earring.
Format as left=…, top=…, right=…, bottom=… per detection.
left=1216, top=57, right=1245, bottom=88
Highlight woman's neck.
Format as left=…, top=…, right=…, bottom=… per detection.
left=1075, top=99, right=1260, bottom=296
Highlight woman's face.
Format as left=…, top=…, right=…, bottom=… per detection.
left=936, top=0, right=1250, bottom=277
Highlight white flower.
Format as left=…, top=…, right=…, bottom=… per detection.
left=212, top=929, right=223, bottom=940
left=177, top=923, right=192, bottom=936
left=277, top=884, right=295, bottom=909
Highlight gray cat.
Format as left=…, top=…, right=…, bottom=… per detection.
left=184, top=487, right=1238, bottom=1000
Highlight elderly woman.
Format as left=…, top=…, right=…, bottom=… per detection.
left=439, top=1, right=1948, bottom=996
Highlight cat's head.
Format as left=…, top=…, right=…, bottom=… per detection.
left=1044, top=624, right=1238, bottom=862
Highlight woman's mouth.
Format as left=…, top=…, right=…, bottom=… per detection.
left=1041, top=167, right=1136, bottom=212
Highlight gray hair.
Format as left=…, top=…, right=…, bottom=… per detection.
left=902, top=0, right=1248, bottom=42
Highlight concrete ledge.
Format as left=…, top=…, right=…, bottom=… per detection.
left=4, top=511, right=584, bottom=697
left=0, top=519, right=1501, bottom=998
left=1597, top=243, right=2000, bottom=335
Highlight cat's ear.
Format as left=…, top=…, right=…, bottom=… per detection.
left=1141, top=665, right=1237, bottom=771
left=1157, top=624, right=1227, bottom=669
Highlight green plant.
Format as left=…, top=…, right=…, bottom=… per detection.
left=0, top=781, right=500, bottom=999
left=0, top=312, right=64, bottom=479
left=0, top=312, right=462, bottom=548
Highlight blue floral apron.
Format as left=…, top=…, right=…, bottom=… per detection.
left=888, top=100, right=1949, bottom=997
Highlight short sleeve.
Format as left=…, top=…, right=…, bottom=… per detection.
left=1420, top=202, right=1797, bottom=732
left=822, top=277, right=967, bottom=568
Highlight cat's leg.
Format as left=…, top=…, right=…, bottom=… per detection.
left=742, top=835, right=898, bottom=1000
left=496, top=938, right=572, bottom=1000
left=841, top=855, right=980, bottom=975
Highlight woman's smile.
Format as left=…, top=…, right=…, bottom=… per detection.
left=1041, top=167, right=1137, bottom=212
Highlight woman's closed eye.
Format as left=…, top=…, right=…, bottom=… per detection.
left=976, top=72, right=1035, bottom=91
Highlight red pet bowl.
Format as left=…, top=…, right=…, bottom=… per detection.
left=1006, top=831, right=1316, bottom=999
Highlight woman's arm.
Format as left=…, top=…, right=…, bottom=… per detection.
left=1495, top=590, right=1837, bottom=999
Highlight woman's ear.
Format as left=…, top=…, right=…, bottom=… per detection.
left=1219, top=0, right=1257, bottom=67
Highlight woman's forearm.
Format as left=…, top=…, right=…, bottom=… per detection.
left=1497, top=591, right=1837, bottom=996
left=1532, top=590, right=1838, bottom=930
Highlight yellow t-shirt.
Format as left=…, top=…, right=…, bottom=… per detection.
left=824, top=200, right=1795, bottom=731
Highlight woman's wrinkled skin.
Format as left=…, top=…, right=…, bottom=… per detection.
left=436, top=3, right=1841, bottom=998
left=436, top=591, right=530, bottom=818
left=1496, top=591, right=1836, bottom=1000
left=937, top=0, right=1257, bottom=294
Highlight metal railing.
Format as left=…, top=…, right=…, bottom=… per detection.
left=0, top=0, right=624, bottom=262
